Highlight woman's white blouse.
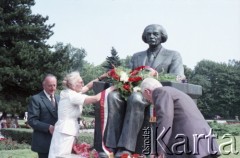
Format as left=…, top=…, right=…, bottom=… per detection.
left=54, top=89, right=87, bottom=136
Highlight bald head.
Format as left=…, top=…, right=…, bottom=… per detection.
left=140, top=77, right=162, bottom=93
left=42, top=74, right=57, bottom=96
left=140, top=78, right=162, bottom=103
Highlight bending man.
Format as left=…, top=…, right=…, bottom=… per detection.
left=140, top=78, right=220, bottom=158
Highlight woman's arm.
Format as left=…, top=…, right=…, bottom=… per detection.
left=83, top=86, right=115, bottom=105
left=83, top=92, right=101, bottom=105
left=81, top=78, right=98, bottom=94
left=81, top=72, right=109, bottom=93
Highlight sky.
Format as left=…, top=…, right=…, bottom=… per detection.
left=32, top=0, right=240, bottom=69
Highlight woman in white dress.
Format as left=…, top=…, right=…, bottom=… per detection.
left=48, top=71, right=108, bottom=158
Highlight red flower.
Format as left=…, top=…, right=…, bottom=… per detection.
left=108, top=69, right=120, bottom=81
left=129, top=70, right=139, bottom=76
left=132, top=153, right=140, bottom=158
left=128, top=76, right=142, bottom=82
left=130, top=66, right=150, bottom=76
left=123, top=83, right=131, bottom=91
left=121, top=153, right=130, bottom=158
left=72, top=142, right=99, bottom=157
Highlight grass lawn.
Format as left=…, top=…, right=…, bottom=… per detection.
left=1, top=135, right=240, bottom=157
left=217, top=135, right=240, bottom=158
left=0, top=149, right=37, bottom=158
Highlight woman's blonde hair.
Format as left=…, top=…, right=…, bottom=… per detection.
left=62, top=71, right=81, bottom=89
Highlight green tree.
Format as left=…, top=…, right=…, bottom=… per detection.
left=103, top=47, right=121, bottom=71
left=183, top=65, right=192, bottom=82
left=51, top=43, right=84, bottom=83
left=190, top=60, right=240, bottom=119
left=120, top=55, right=132, bottom=69
left=0, top=0, right=70, bottom=115
left=67, top=44, right=87, bottom=72
left=80, top=61, right=105, bottom=86
left=227, top=60, right=240, bottom=118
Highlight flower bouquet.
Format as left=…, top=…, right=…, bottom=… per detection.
left=72, top=142, right=98, bottom=158
left=121, top=153, right=144, bottom=158
left=108, top=66, right=155, bottom=100
left=107, top=66, right=177, bottom=100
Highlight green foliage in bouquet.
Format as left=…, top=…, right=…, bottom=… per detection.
left=158, top=73, right=177, bottom=82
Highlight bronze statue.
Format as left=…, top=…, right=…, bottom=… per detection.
left=105, top=24, right=185, bottom=157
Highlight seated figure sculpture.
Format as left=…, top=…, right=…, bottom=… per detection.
left=105, top=24, right=185, bottom=157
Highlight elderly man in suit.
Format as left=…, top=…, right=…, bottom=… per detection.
left=28, top=74, right=59, bottom=158
left=105, top=24, right=185, bottom=157
left=140, top=78, right=220, bottom=158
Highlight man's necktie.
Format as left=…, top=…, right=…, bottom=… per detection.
left=146, top=53, right=154, bottom=66
left=50, top=95, right=55, bottom=107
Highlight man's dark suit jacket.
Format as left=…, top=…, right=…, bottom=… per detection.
left=153, top=87, right=220, bottom=158
left=28, top=91, right=59, bottom=154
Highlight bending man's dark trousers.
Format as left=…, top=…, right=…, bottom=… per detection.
left=105, top=91, right=149, bottom=152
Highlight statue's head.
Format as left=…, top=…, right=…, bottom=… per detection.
left=142, top=24, right=168, bottom=44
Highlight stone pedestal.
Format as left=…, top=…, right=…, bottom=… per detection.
left=92, top=81, right=202, bottom=155
left=161, top=81, right=202, bottom=104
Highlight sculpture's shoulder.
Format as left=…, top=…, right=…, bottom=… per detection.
left=160, top=48, right=182, bottom=59
left=129, top=50, right=147, bottom=69
left=161, top=47, right=181, bottom=58
left=132, top=50, right=147, bottom=58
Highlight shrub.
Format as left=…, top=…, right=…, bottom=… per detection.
left=1, top=128, right=33, bottom=144
left=77, top=132, right=94, bottom=145
left=208, top=122, right=240, bottom=136
left=1, top=128, right=94, bottom=146
left=19, top=124, right=30, bottom=129
left=0, top=137, right=31, bottom=150
left=82, top=104, right=95, bottom=116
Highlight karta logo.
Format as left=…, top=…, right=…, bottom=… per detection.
left=142, top=126, right=239, bottom=156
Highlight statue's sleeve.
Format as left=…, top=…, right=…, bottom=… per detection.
left=129, top=54, right=134, bottom=70
left=169, top=52, right=185, bottom=77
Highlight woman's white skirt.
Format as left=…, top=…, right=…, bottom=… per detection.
left=48, top=131, right=75, bottom=158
